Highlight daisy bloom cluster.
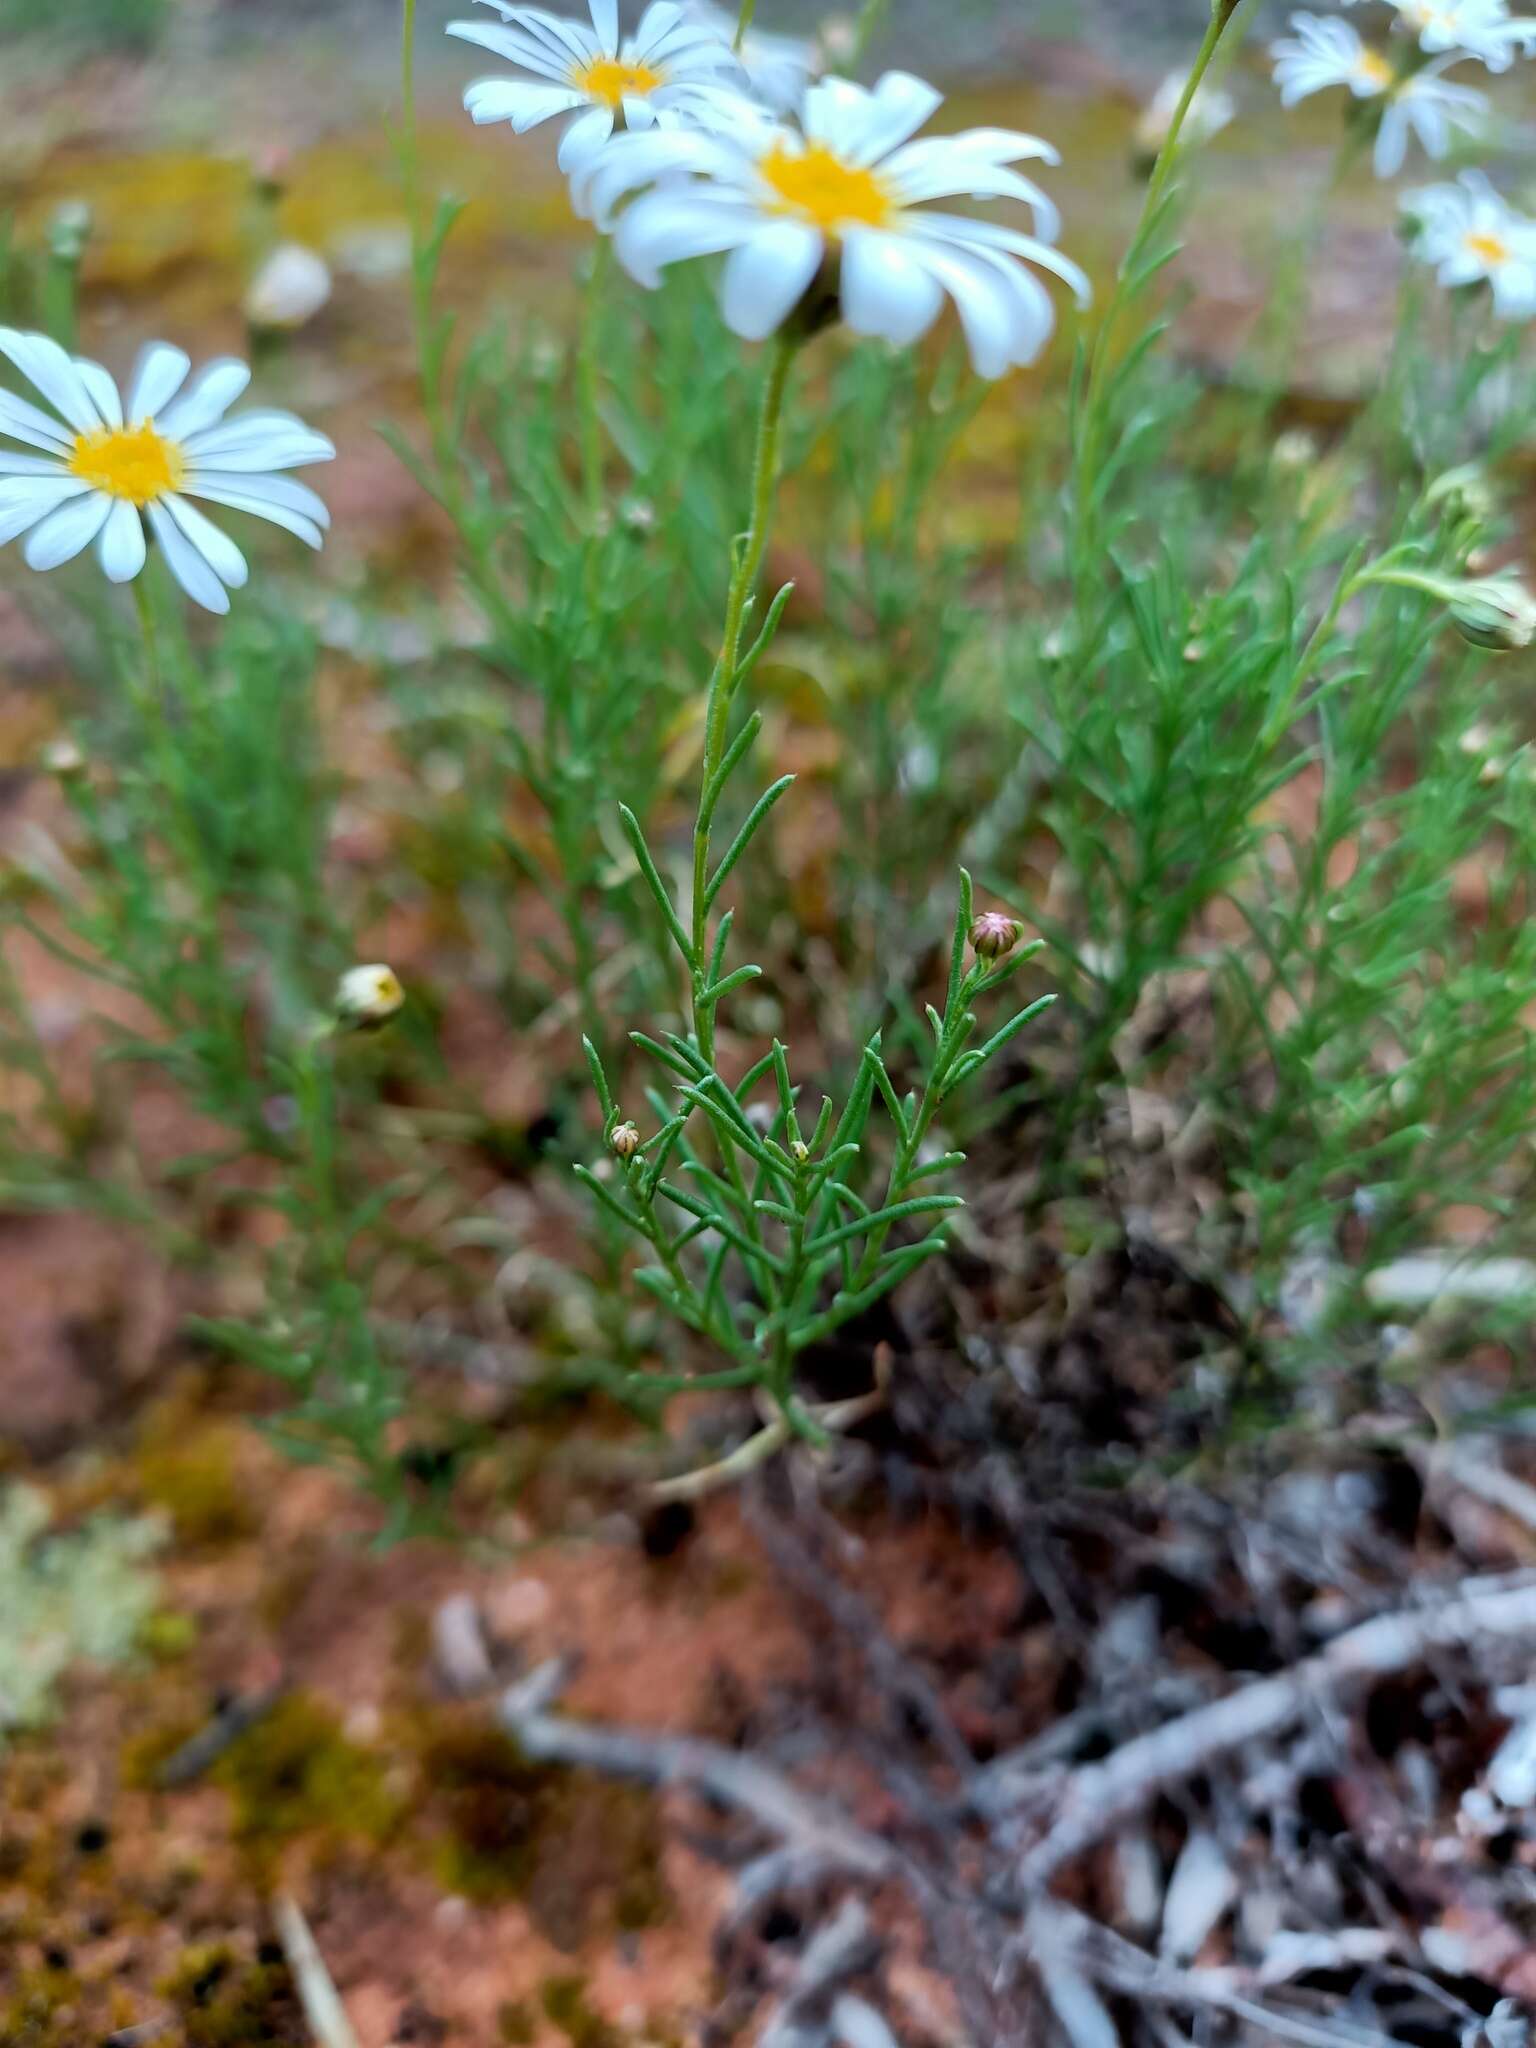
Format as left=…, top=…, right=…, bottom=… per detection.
left=0, top=330, right=333, bottom=612
left=449, top=0, right=1087, bottom=379
left=1402, top=169, right=1536, bottom=316
left=1271, top=13, right=1489, bottom=176
left=573, top=72, right=1089, bottom=377
left=447, top=0, right=744, bottom=181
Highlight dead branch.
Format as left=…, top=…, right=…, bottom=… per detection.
left=1016, top=1568, right=1536, bottom=1886
left=498, top=1659, right=894, bottom=1878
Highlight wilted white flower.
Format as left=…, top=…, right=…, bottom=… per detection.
left=0, top=330, right=333, bottom=614
left=684, top=0, right=817, bottom=112
left=1271, top=13, right=1487, bottom=175
left=335, top=964, right=406, bottom=1025
left=1133, top=68, right=1236, bottom=162
left=447, top=0, right=741, bottom=183
left=575, top=71, right=1089, bottom=379
left=244, top=243, right=334, bottom=331
left=1402, top=171, right=1536, bottom=317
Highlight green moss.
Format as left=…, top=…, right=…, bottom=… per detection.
left=120, top=1712, right=201, bottom=1789
left=540, top=1977, right=624, bottom=2048
left=212, top=1693, right=399, bottom=1855
left=0, top=1967, right=77, bottom=2048
left=412, top=1708, right=671, bottom=1944
left=159, top=1943, right=302, bottom=2047
left=136, top=1424, right=257, bottom=1549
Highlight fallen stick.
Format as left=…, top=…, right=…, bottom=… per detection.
left=273, top=1895, right=361, bottom=2048
left=499, top=1659, right=894, bottom=1878
left=1017, top=1567, right=1536, bottom=1885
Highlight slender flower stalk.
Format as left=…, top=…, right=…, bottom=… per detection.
left=1071, top=0, right=1243, bottom=575
left=689, top=330, right=798, bottom=1063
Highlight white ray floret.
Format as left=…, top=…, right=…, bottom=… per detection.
left=1272, top=13, right=1489, bottom=175
left=1348, top=0, right=1536, bottom=71
left=681, top=0, right=817, bottom=113
left=1402, top=169, right=1536, bottom=316
left=0, top=330, right=334, bottom=614
left=446, top=0, right=742, bottom=184
left=571, top=70, right=1090, bottom=379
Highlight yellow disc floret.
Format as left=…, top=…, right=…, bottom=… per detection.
left=67, top=423, right=183, bottom=507
left=1354, top=46, right=1396, bottom=89
left=1466, top=229, right=1510, bottom=268
left=759, top=141, right=894, bottom=235
left=573, top=54, right=664, bottom=106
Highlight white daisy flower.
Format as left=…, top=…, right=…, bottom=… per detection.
left=446, top=0, right=742, bottom=185
left=682, top=0, right=817, bottom=113
left=572, top=71, right=1090, bottom=379
left=0, top=330, right=333, bottom=615
left=1402, top=169, right=1536, bottom=316
left=1349, top=0, right=1536, bottom=71
left=1272, top=13, right=1488, bottom=175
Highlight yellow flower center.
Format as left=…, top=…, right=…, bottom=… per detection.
left=573, top=55, right=664, bottom=107
left=67, top=422, right=183, bottom=506
left=759, top=141, right=894, bottom=235
left=1466, top=229, right=1510, bottom=267
left=1354, top=46, right=1396, bottom=88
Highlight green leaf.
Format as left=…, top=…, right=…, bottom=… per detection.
left=705, top=775, right=796, bottom=911
left=618, top=803, right=693, bottom=965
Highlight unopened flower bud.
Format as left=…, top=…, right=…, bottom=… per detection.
left=1449, top=574, right=1536, bottom=652
left=610, top=1120, right=641, bottom=1160
left=245, top=243, right=333, bottom=332
left=969, top=911, right=1021, bottom=962
left=790, top=1139, right=810, bottom=1165
left=1426, top=462, right=1497, bottom=526
left=42, top=735, right=85, bottom=778
left=335, top=963, right=404, bottom=1027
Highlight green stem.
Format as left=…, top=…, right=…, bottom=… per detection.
left=689, top=329, right=798, bottom=1061
left=578, top=237, right=613, bottom=530
left=1072, top=0, right=1236, bottom=573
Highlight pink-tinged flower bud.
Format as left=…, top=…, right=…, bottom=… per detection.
left=969, top=912, right=1022, bottom=962
left=610, top=1121, right=641, bottom=1160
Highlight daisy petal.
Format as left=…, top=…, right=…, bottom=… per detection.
left=0, top=452, right=71, bottom=477
left=0, top=328, right=101, bottom=433
left=181, top=412, right=335, bottom=469
left=182, top=478, right=324, bottom=549
left=445, top=17, right=573, bottom=76
left=588, top=0, right=618, bottom=52
left=559, top=103, right=615, bottom=177
left=155, top=358, right=251, bottom=439
left=23, top=490, right=113, bottom=571
left=146, top=500, right=231, bottom=613
left=463, top=77, right=588, bottom=127
left=126, top=342, right=192, bottom=424
left=182, top=468, right=330, bottom=528
left=720, top=220, right=823, bottom=339
left=0, top=389, right=74, bottom=454
left=0, top=477, right=91, bottom=547
left=841, top=228, right=945, bottom=344
left=98, top=499, right=147, bottom=583
left=162, top=493, right=249, bottom=589
left=73, top=358, right=123, bottom=428
left=614, top=189, right=761, bottom=286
